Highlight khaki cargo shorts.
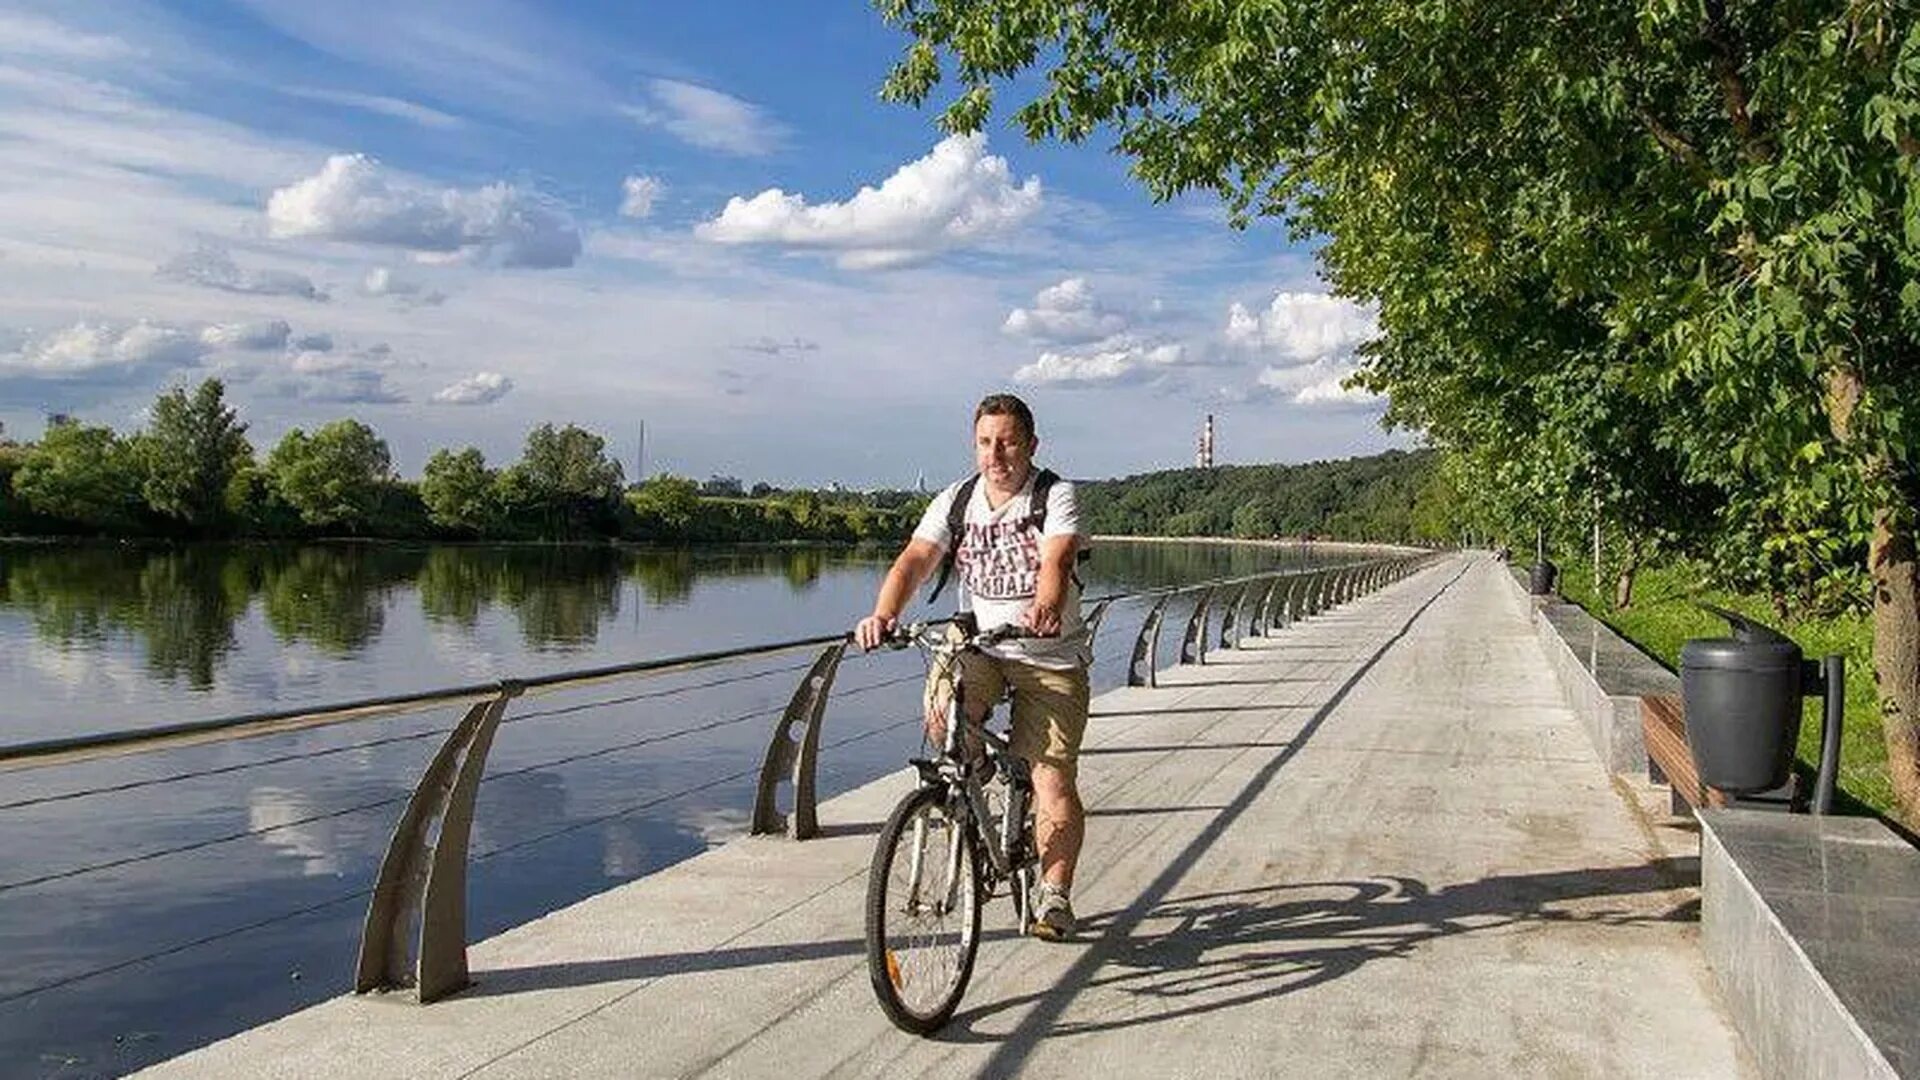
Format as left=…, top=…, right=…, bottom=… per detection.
left=923, top=639, right=1090, bottom=778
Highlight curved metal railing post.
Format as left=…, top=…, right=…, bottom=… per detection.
left=1180, top=586, right=1215, bottom=666
left=1234, top=578, right=1263, bottom=642
left=1128, top=593, right=1172, bottom=687
left=751, top=640, right=849, bottom=840
left=1084, top=597, right=1113, bottom=647
left=1237, top=576, right=1262, bottom=640
left=356, top=680, right=522, bottom=1003
left=1256, top=574, right=1285, bottom=633
left=1281, top=573, right=1306, bottom=627
left=1216, top=582, right=1248, bottom=650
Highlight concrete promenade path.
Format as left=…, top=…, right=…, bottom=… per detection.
left=143, top=554, right=1754, bottom=1079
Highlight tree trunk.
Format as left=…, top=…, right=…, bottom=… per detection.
left=1615, top=536, right=1641, bottom=610
left=1825, top=362, right=1920, bottom=826
left=1871, top=506, right=1920, bottom=829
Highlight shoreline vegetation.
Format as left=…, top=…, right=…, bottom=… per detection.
left=0, top=378, right=1447, bottom=548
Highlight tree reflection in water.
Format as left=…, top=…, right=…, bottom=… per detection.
left=1, top=545, right=254, bottom=688
left=261, top=545, right=423, bottom=655
left=630, top=548, right=695, bottom=607
left=0, top=539, right=1316, bottom=698
left=496, top=546, right=623, bottom=649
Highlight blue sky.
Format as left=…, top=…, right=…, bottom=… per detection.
left=0, top=0, right=1404, bottom=487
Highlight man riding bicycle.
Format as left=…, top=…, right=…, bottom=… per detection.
left=854, top=393, right=1091, bottom=941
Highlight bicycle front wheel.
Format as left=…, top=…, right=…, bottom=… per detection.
left=865, top=786, right=982, bottom=1034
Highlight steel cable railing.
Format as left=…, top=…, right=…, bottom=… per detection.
left=0, top=668, right=954, bottom=893
left=0, top=550, right=1436, bottom=1010
left=0, top=692, right=806, bottom=894
left=0, top=633, right=853, bottom=768
left=0, top=657, right=823, bottom=812
left=0, top=708, right=932, bottom=1010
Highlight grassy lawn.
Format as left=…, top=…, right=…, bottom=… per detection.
left=1550, top=558, right=1894, bottom=821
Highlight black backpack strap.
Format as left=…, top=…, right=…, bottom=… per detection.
left=1025, top=468, right=1059, bottom=532
left=925, top=474, right=979, bottom=604
left=1026, top=468, right=1090, bottom=586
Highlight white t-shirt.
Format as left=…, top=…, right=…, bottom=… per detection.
left=913, top=469, right=1090, bottom=670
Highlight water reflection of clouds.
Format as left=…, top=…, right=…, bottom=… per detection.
left=427, top=623, right=506, bottom=678
left=676, top=805, right=753, bottom=849
left=26, top=637, right=148, bottom=701
left=247, top=784, right=394, bottom=877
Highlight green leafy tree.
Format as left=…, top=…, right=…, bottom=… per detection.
left=13, top=422, right=146, bottom=531
left=1231, top=501, right=1277, bottom=540
left=502, top=423, right=625, bottom=537
left=878, top=0, right=1920, bottom=823
left=140, top=379, right=252, bottom=532
left=266, top=420, right=392, bottom=532
left=419, top=447, right=499, bottom=534
left=629, top=473, right=701, bottom=539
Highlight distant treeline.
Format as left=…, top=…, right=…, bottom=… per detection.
left=0, top=380, right=921, bottom=544
left=1075, top=449, right=1444, bottom=543
left=0, top=378, right=1444, bottom=545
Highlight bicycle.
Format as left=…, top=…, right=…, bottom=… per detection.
left=863, top=619, right=1041, bottom=1034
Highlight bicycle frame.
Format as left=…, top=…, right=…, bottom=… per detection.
left=901, top=625, right=1034, bottom=888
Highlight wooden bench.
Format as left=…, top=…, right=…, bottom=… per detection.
left=1640, top=694, right=1728, bottom=815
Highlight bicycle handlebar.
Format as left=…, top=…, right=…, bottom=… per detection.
left=874, top=620, right=1048, bottom=653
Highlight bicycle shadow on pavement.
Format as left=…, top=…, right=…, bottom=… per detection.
left=933, top=859, right=1701, bottom=1046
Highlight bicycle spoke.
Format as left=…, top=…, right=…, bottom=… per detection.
left=867, top=790, right=979, bottom=1030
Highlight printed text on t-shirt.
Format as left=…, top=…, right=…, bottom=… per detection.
left=957, top=518, right=1040, bottom=600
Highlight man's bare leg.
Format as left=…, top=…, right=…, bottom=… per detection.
left=1031, top=762, right=1084, bottom=888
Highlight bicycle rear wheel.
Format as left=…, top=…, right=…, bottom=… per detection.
left=865, top=786, right=982, bottom=1034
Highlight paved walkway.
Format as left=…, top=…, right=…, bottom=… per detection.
left=142, top=555, right=1754, bottom=1078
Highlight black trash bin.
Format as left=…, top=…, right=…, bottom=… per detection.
left=1528, top=558, right=1559, bottom=596
left=1680, top=609, right=1804, bottom=795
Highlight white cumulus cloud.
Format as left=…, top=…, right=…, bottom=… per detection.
left=158, top=246, right=325, bottom=300
left=1, top=320, right=208, bottom=379
left=1013, top=341, right=1188, bottom=388
left=361, top=267, right=447, bottom=305
left=620, top=174, right=664, bottom=219
left=697, top=134, right=1042, bottom=270
left=1228, top=292, right=1380, bottom=408
left=270, top=353, right=404, bottom=404
left=200, top=319, right=292, bottom=351
left=1003, top=278, right=1130, bottom=344
left=430, top=371, right=513, bottom=406
left=1255, top=359, right=1383, bottom=408
left=623, top=79, right=783, bottom=157
left=267, top=154, right=582, bottom=269
left=1225, top=292, right=1376, bottom=362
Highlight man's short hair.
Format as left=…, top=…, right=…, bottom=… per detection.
left=974, top=393, right=1036, bottom=441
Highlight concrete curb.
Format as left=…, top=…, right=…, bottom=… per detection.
left=1700, top=810, right=1916, bottom=1078
left=1496, top=567, right=1678, bottom=776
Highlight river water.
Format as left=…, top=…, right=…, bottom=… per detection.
left=0, top=539, right=1350, bottom=1077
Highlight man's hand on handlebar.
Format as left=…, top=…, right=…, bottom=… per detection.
left=1023, top=600, right=1062, bottom=638
left=854, top=613, right=897, bottom=652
